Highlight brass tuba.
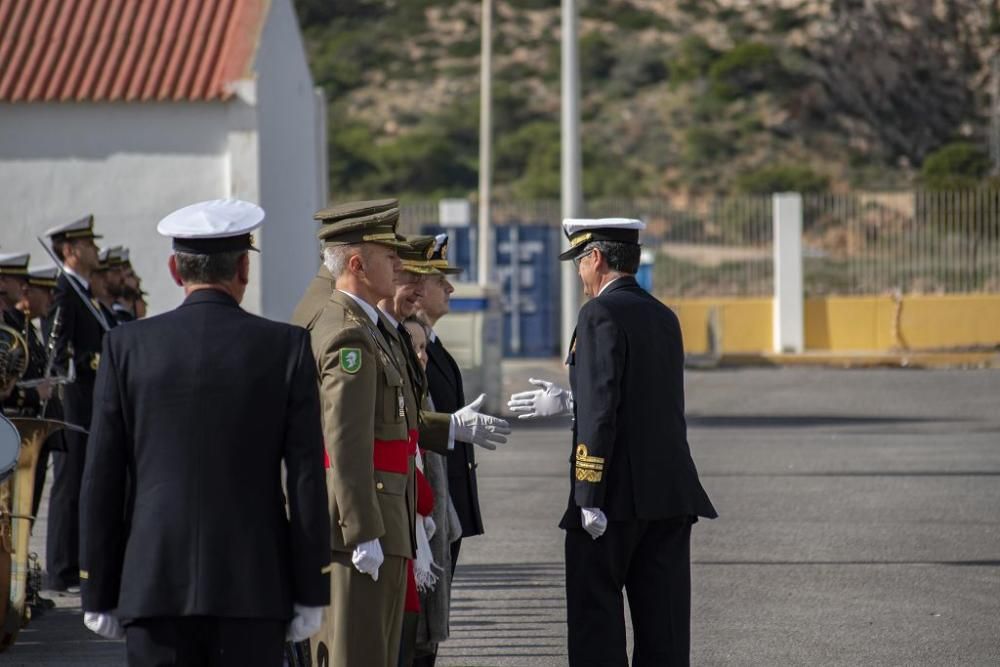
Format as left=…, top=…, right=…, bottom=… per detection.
left=0, top=324, right=78, bottom=651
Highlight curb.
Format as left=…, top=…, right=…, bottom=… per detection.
left=702, top=351, right=1000, bottom=369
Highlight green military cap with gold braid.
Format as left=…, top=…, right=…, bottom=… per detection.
left=398, top=235, right=442, bottom=275
left=314, top=198, right=411, bottom=249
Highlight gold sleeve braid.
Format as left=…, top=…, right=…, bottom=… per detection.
left=575, top=444, right=604, bottom=483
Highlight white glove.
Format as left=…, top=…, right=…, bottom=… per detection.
left=450, top=394, right=511, bottom=450
left=286, top=604, right=324, bottom=642
left=581, top=507, right=607, bottom=540
left=424, top=515, right=437, bottom=540
left=507, top=378, right=574, bottom=420
left=352, top=538, right=384, bottom=581
left=83, top=611, right=125, bottom=640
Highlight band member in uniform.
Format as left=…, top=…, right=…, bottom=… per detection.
left=90, top=246, right=122, bottom=325
left=43, top=215, right=111, bottom=592
left=508, top=218, right=717, bottom=667
left=0, top=253, right=52, bottom=418
left=416, top=235, right=484, bottom=576
left=291, top=200, right=508, bottom=667
left=79, top=199, right=331, bottom=665
left=107, top=247, right=136, bottom=323
left=22, top=264, right=65, bottom=525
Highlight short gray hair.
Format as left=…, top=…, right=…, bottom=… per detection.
left=583, top=241, right=640, bottom=274
left=323, top=244, right=365, bottom=279
left=174, top=250, right=244, bottom=284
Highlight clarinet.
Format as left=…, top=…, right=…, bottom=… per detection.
left=38, top=305, right=63, bottom=418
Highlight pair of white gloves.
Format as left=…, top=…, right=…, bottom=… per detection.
left=354, top=394, right=510, bottom=581
left=508, top=379, right=607, bottom=540
left=84, top=604, right=323, bottom=643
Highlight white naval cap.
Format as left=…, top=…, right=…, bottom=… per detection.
left=97, top=245, right=122, bottom=267
left=157, top=199, right=264, bottom=254
left=559, top=218, right=646, bottom=261
left=0, top=252, right=30, bottom=276
left=44, top=214, right=101, bottom=242
left=28, top=264, right=59, bottom=288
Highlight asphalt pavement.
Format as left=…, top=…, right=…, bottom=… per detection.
left=3, top=364, right=998, bottom=666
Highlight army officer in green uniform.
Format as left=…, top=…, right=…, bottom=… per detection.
left=293, top=200, right=509, bottom=667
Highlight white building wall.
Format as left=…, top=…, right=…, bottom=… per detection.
left=0, top=103, right=235, bottom=315
left=255, top=0, right=327, bottom=323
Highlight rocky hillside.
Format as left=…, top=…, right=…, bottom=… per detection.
left=294, top=0, right=1000, bottom=201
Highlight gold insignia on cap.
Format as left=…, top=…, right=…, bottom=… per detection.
left=570, top=232, right=593, bottom=248
left=575, top=444, right=604, bottom=482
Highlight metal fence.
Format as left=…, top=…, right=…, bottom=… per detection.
left=401, top=190, right=1000, bottom=298
left=801, top=191, right=1000, bottom=295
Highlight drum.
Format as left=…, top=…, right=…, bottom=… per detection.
left=0, top=417, right=18, bottom=482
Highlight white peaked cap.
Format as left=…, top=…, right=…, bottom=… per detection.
left=157, top=199, right=264, bottom=239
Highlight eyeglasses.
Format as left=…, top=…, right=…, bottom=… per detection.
left=572, top=249, right=594, bottom=267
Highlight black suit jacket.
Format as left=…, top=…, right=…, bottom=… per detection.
left=425, top=335, right=483, bottom=537
left=560, top=277, right=717, bottom=528
left=80, top=289, right=331, bottom=620
left=50, top=272, right=110, bottom=389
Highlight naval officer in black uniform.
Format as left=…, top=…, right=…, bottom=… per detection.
left=79, top=199, right=331, bottom=665
left=509, top=218, right=717, bottom=667
left=43, top=215, right=113, bottom=592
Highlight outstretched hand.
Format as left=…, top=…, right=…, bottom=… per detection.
left=452, top=394, right=511, bottom=450
left=507, top=378, right=574, bottom=420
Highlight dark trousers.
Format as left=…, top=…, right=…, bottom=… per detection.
left=449, top=538, right=462, bottom=579
left=46, top=381, right=91, bottom=589
left=565, top=516, right=693, bottom=667
left=125, top=616, right=285, bottom=667
left=31, top=436, right=54, bottom=522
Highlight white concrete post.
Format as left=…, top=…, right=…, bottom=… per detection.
left=772, top=192, right=804, bottom=353
left=477, top=0, right=493, bottom=287
left=560, top=0, right=582, bottom=359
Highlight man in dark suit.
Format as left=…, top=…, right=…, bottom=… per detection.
left=417, top=235, right=483, bottom=571
left=508, top=218, right=717, bottom=667
left=79, top=199, right=331, bottom=665
left=43, top=215, right=112, bottom=592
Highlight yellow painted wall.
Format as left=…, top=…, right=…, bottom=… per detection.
left=662, top=293, right=1000, bottom=353
left=664, top=297, right=772, bottom=354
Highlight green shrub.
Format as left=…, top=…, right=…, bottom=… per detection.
left=735, top=165, right=829, bottom=194
left=607, top=42, right=669, bottom=96
left=446, top=37, right=481, bottom=59
left=581, top=1, right=673, bottom=30
left=579, top=31, right=617, bottom=81
left=668, top=35, right=718, bottom=84
left=920, top=142, right=991, bottom=190
left=708, top=42, right=785, bottom=100
left=683, top=127, right=732, bottom=166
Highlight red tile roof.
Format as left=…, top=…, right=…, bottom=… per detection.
left=0, top=0, right=268, bottom=102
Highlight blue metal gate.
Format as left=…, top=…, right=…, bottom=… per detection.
left=419, top=224, right=561, bottom=357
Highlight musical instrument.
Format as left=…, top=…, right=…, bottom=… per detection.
left=0, top=325, right=28, bottom=401
left=0, top=416, right=81, bottom=652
